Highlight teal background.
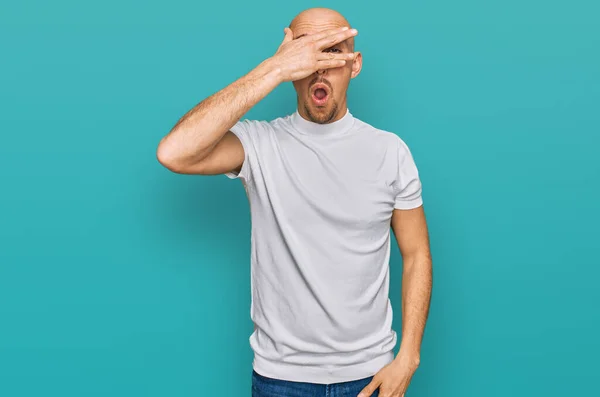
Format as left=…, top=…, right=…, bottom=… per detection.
left=1, top=0, right=598, bottom=395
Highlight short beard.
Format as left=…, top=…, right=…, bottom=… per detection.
left=303, top=100, right=339, bottom=124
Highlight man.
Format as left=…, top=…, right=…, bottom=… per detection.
left=157, top=7, right=432, bottom=397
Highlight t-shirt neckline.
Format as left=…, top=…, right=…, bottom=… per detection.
left=290, top=108, right=355, bottom=137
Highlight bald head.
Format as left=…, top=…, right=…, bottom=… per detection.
left=286, top=8, right=362, bottom=125
left=289, top=8, right=355, bottom=52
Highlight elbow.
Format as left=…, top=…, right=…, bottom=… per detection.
left=156, top=138, right=184, bottom=173
left=403, top=250, right=432, bottom=271
left=156, top=137, right=207, bottom=174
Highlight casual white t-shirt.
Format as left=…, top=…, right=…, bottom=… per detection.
left=225, top=108, right=423, bottom=384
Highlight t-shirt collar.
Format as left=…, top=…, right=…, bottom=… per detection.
left=291, top=108, right=355, bottom=137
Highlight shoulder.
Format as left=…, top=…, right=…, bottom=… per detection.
left=352, top=116, right=412, bottom=153
left=234, top=114, right=292, bottom=133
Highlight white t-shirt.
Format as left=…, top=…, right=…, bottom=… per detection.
left=225, top=108, right=423, bottom=384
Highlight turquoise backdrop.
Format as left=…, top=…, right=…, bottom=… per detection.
left=1, top=0, right=598, bottom=396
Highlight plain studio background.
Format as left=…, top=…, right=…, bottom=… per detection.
left=1, top=1, right=598, bottom=396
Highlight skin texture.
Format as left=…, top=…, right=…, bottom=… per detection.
left=156, top=8, right=432, bottom=397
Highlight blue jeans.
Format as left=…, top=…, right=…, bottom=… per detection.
left=252, top=370, right=379, bottom=397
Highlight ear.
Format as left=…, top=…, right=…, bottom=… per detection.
left=350, top=51, right=363, bottom=79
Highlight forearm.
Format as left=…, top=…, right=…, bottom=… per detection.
left=396, top=253, right=432, bottom=363
left=157, top=58, right=282, bottom=165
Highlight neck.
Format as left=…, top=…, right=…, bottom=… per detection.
left=291, top=106, right=355, bottom=137
left=298, top=103, right=348, bottom=124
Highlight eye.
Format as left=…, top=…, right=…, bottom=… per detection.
left=324, top=47, right=342, bottom=53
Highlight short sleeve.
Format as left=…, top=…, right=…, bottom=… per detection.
left=224, top=119, right=259, bottom=182
left=393, top=136, right=423, bottom=210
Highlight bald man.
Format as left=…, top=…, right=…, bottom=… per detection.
left=157, top=8, right=432, bottom=397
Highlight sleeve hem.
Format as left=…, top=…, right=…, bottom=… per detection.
left=224, top=124, right=251, bottom=182
left=393, top=197, right=423, bottom=210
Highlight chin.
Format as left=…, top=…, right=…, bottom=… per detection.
left=304, top=101, right=338, bottom=124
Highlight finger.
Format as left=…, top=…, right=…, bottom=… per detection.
left=316, top=52, right=355, bottom=61
left=357, top=378, right=381, bottom=397
left=282, top=27, right=294, bottom=44
left=277, top=27, right=294, bottom=51
left=315, top=28, right=357, bottom=50
left=310, top=26, right=350, bottom=42
left=315, top=59, right=348, bottom=70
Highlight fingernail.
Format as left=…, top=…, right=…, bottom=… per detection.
left=351, top=29, right=358, bottom=34
left=342, top=26, right=349, bottom=30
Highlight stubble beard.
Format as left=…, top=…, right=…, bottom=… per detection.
left=303, top=100, right=339, bottom=124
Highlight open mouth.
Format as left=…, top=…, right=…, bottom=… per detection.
left=311, top=83, right=330, bottom=106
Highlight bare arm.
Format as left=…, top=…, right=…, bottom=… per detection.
left=156, top=59, right=281, bottom=174
left=357, top=205, right=432, bottom=397
left=391, top=205, right=432, bottom=365
left=156, top=26, right=358, bottom=175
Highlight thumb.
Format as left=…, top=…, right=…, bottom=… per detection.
left=281, top=27, right=294, bottom=45
left=357, top=378, right=381, bottom=397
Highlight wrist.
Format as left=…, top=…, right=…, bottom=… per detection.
left=394, top=349, right=420, bottom=368
left=258, top=57, right=284, bottom=85
left=396, top=341, right=421, bottom=365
